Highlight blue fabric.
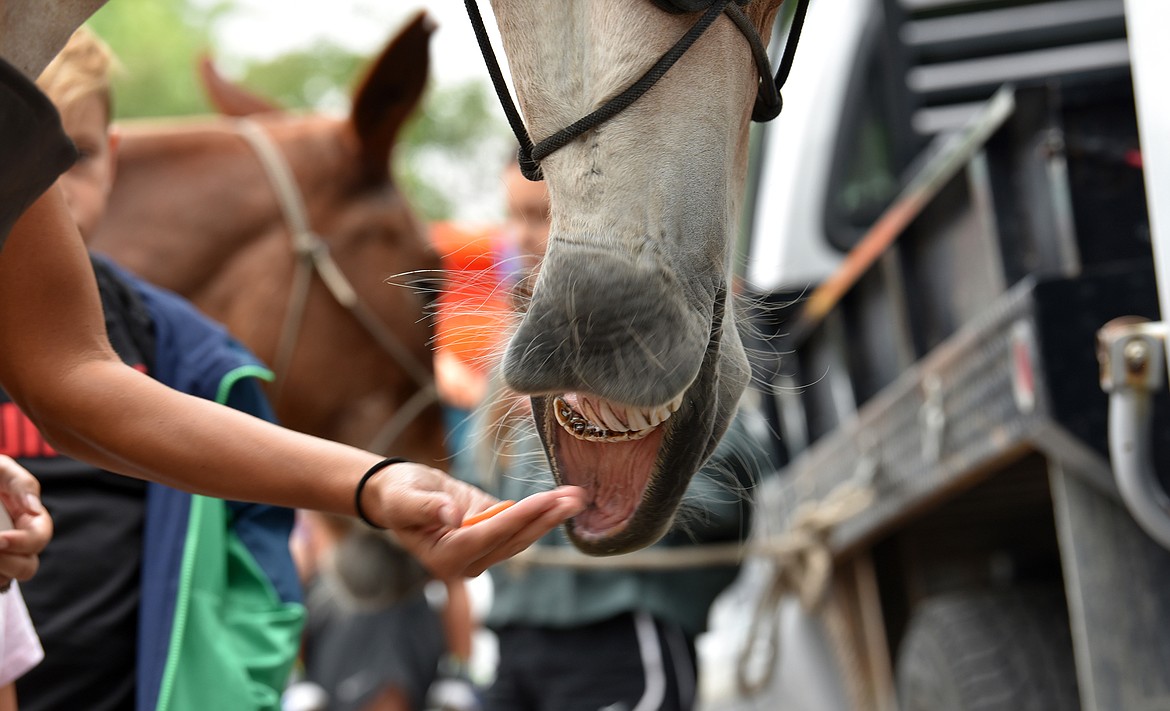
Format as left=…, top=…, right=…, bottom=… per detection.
left=225, top=501, right=301, bottom=605
left=91, top=258, right=301, bottom=711
left=137, top=486, right=193, bottom=711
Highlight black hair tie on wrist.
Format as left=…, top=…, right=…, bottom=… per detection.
left=354, top=457, right=410, bottom=529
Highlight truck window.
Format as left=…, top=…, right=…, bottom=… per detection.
left=823, top=12, right=908, bottom=252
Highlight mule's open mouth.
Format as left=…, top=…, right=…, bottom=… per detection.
left=539, top=391, right=685, bottom=550
left=507, top=260, right=742, bottom=555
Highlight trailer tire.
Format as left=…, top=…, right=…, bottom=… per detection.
left=895, top=589, right=1080, bottom=711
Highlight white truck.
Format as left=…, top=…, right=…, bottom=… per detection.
left=713, top=0, right=1170, bottom=708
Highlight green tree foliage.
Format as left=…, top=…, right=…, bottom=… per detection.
left=240, top=48, right=506, bottom=221
left=396, top=80, right=509, bottom=222
left=88, top=0, right=224, bottom=118
left=84, top=1, right=507, bottom=221
left=237, top=43, right=363, bottom=112
left=245, top=48, right=508, bottom=220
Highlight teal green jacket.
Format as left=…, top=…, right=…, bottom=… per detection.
left=455, top=402, right=775, bottom=638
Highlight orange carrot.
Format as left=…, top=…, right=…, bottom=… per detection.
left=461, top=500, right=517, bottom=527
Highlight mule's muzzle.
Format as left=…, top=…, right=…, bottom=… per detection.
left=526, top=281, right=747, bottom=555
left=501, top=245, right=711, bottom=407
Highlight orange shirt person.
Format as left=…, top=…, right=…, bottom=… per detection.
left=431, top=158, right=553, bottom=455
left=432, top=221, right=517, bottom=415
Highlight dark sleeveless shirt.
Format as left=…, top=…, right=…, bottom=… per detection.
left=0, top=57, right=78, bottom=249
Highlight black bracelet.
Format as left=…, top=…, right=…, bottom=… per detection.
left=354, top=457, right=410, bottom=529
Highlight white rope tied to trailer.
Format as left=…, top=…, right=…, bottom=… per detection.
left=505, top=541, right=749, bottom=572
left=503, top=480, right=873, bottom=573
left=499, top=477, right=874, bottom=697
left=734, top=480, right=876, bottom=697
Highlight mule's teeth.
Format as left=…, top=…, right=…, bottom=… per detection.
left=595, top=399, right=614, bottom=424
left=573, top=427, right=655, bottom=443
left=553, top=394, right=673, bottom=443
left=643, top=394, right=684, bottom=426
left=654, top=402, right=680, bottom=426
left=626, top=408, right=651, bottom=431
left=598, top=401, right=629, bottom=432
left=579, top=397, right=603, bottom=426
left=646, top=407, right=666, bottom=427
left=555, top=400, right=571, bottom=426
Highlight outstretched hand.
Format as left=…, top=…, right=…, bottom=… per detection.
left=0, top=455, right=53, bottom=587
left=360, top=461, right=585, bottom=578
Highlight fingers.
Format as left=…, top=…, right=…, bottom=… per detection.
left=402, top=487, right=585, bottom=579
left=0, top=509, right=52, bottom=555
left=364, top=460, right=586, bottom=578
left=0, top=456, right=51, bottom=583
left=461, top=490, right=585, bottom=576
left=0, top=455, right=41, bottom=516
left=371, top=462, right=498, bottom=531
left=0, top=522, right=49, bottom=581
left=0, top=551, right=39, bottom=582
left=0, top=500, right=52, bottom=582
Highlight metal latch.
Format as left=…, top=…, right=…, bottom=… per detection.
left=1097, top=317, right=1170, bottom=549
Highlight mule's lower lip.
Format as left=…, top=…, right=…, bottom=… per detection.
left=559, top=428, right=666, bottom=539
left=540, top=393, right=669, bottom=544
left=573, top=503, right=636, bottom=542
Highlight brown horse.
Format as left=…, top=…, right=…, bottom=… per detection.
left=89, top=13, right=447, bottom=469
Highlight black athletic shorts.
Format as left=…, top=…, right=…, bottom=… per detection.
left=488, top=612, right=699, bottom=711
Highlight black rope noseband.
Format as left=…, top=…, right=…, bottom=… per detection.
left=465, top=0, right=813, bottom=182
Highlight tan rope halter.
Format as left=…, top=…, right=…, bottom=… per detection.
left=233, top=118, right=439, bottom=455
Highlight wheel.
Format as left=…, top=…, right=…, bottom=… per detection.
left=895, top=588, right=1081, bottom=711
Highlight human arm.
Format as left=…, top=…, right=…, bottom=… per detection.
left=426, top=577, right=480, bottom=710
left=435, top=349, right=489, bottom=411
left=0, top=188, right=585, bottom=578
left=440, top=577, right=475, bottom=664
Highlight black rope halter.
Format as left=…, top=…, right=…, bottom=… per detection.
left=464, top=0, right=813, bottom=181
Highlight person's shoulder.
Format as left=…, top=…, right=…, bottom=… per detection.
left=93, top=253, right=233, bottom=339
left=96, top=257, right=206, bottom=319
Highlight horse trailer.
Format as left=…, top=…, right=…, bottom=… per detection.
left=717, top=0, right=1170, bottom=708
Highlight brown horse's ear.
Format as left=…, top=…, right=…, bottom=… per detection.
left=199, top=55, right=282, bottom=117
left=350, top=11, right=434, bottom=184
